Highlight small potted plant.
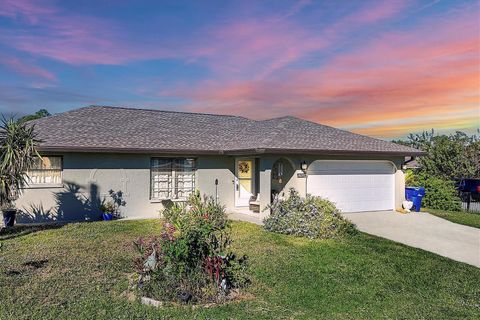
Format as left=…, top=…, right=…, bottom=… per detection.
left=1, top=203, right=17, bottom=227
left=100, top=201, right=116, bottom=221
left=100, top=189, right=126, bottom=221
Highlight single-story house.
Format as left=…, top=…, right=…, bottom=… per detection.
left=16, top=106, right=424, bottom=223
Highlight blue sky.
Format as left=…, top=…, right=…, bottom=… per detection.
left=0, top=0, right=478, bottom=138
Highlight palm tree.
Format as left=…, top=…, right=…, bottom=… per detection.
left=0, top=117, right=40, bottom=226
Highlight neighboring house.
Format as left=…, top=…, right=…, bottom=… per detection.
left=403, top=156, right=422, bottom=169
left=16, top=106, right=424, bottom=223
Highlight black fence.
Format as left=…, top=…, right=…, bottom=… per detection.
left=460, top=192, right=480, bottom=213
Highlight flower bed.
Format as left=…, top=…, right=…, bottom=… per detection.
left=132, top=193, right=249, bottom=304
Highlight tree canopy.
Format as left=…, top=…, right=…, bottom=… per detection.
left=393, top=130, right=480, bottom=180
left=18, top=109, right=51, bottom=123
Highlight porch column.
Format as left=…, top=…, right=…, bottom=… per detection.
left=259, top=168, right=271, bottom=217
left=395, top=169, right=405, bottom=210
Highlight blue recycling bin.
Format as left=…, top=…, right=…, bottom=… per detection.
left=405, top=187, right=425, bottom=212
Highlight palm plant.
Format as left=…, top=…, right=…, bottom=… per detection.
left=0, top=117, right=40, bottom=225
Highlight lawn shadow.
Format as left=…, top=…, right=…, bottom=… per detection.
left=0, top=223, right=66, bottom=240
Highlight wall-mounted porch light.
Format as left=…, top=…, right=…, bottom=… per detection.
left=300, top=161, right=308, bottom=173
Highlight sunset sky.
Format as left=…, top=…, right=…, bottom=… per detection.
left=0, top=0, right=478, bottom=139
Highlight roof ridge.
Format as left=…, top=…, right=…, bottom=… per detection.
left=253, top=116, right=294, bottom=147
left=86, top=105, right=253, bottom=120
left=258, top=115, right=297, bottom=122
left=288, top=116, right=421, bottom=151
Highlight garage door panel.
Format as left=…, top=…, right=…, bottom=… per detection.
left=307, top=161, right=395, bottom=212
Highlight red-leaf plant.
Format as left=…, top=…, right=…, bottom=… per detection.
left=204, top=255, right=225, bottom=285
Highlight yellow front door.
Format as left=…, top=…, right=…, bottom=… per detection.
left=235, top=159, right=254, bottom=206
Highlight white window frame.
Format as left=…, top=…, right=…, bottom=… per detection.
left=25, top=155, right=63, bottom=188
left=150, top=158, right=196, bottom=201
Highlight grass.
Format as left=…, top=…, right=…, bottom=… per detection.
left=424, top=208, right=480, bottom=229
left=0, top=220, right=479, bottom=320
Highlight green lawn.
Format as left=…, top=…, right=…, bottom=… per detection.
left=1, top=220, right=479, bottom=320
left=424, top=208, right=480, bottom=229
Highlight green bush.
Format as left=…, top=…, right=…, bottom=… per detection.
left=263, top=188, right=357, bottom=239
left=404, top=169, right=416, bottom=186
left=133, top=193, right=249, bottom=304
left=412, top=172, right=461, bottom=211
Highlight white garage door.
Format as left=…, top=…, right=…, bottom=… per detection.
left=307, top=160, right=395, bottom=212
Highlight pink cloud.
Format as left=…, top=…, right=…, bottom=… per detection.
left=0, top=15, right=158, bottom=65
left=195, top=1, right=410, bottom=79
left=164, top=5, right=479, bottom=137
left=0, top=0, right=57, bottom=23
left=271, top=0, right=313, bottom=21
left=0, top=54, right=56, bottom=81
left=321, top=0, right=410, bottom=41
left=0, top=0, right=183, bottom=65
left=352, top=1, right=408, bottom=23
left=196, top=19, right=329, bottom=79
left=0, top=0, right=409, bottom=74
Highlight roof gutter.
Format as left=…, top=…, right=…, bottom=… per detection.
left=37, top=146, right=225, bottom=155
left=402, top=156, right=417, bottom=170
left=225, top=147, right=426, bottom=156
left=37, top=145, right=426, bottom=157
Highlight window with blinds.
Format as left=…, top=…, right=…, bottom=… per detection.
left=150, top=158, right=196, bottom=200
left=27, top=156, right=63, bottom=185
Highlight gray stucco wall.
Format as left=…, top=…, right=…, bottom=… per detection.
left=16, top=153, right=237, bottom=223
left=256, top=154, right=405, bottom=217
left=15, top=152, right=405, bottom=223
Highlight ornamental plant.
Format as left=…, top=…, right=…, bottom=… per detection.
left=100, top=189, right=126, bottom=216
left=133, top=192, right=249, bottom=304
left=263, top=188, right=357, bottom=239
left=0, top=117, right=40, bottom=210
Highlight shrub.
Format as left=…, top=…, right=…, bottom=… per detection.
left=404, top=169, right=416, bottom=186
left=263, top=188, right=357, bottom=239
left=133, top=193, right=249, bottom=304
left=412, top=172, right=461, bottom=211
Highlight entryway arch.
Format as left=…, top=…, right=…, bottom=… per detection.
left=271, top=157, right=295, bottom=200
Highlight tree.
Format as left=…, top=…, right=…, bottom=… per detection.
left=0, top=117, right=41, bottom=209
left=18, top=109, right=51, bottom=123
left=394, top=130, right=480, bottom=180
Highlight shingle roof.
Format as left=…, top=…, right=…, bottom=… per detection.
left=30, top=106, right=423, bottom=156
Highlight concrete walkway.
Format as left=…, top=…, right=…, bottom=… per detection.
left=343, top=211, right=480, bottom=267
left=228, top=211, right=263, bottom=225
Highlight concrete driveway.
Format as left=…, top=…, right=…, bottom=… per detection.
left=343, top=211, right=480, bottom=267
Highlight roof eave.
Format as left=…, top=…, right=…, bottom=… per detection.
left=38, top=145, right=426, bottom=157
left=225, top=148, right=426, bottom=156
left=37, top=146, right=225, bottom=155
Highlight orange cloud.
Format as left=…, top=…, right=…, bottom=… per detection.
left=353, top=114, right=479, bottom=138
